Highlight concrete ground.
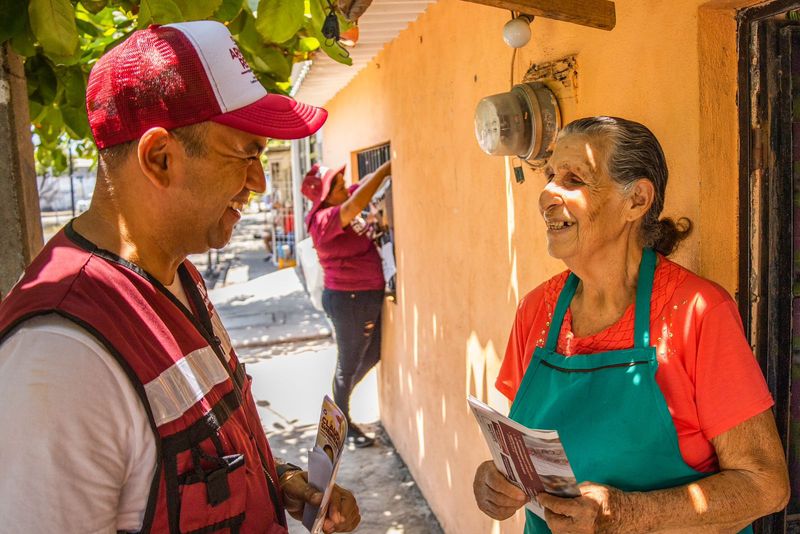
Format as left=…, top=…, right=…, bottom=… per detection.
left=203, top=212, right=443, bottom=534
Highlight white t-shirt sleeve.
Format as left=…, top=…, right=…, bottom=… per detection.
left=0, top=315, right=156, bottom=534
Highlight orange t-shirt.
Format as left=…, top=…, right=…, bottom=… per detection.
left=496, top=256, right=774, bottom=473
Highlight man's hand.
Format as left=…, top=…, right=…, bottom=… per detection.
left=537, top=482, right=624, bottom=534
left=280, top=470, right=361, bottom=533
left=473, top=460, right=529, bottom=520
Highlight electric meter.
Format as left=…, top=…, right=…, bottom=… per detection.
left=474, top=82, right=561, bottom=162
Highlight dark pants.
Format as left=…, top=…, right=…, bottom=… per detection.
left=322, top=288, right=384, bottom=422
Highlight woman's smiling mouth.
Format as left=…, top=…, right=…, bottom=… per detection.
left=546, top=220, right=575, bottom=231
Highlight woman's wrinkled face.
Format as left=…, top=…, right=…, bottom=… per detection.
left=539, top=134, right=630, bottom=264
left=325, top=173, right=348, bottom=206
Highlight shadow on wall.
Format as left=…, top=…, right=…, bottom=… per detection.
left=379, top=158, right=534, bottom=532
left=386, top=153, right=530, bottom=439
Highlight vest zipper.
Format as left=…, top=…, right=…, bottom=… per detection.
left=199, top=313, right=288, bottom=527
left=63, top=227, right=286, bottom=528
left=176, top=267, right=287, bottom=528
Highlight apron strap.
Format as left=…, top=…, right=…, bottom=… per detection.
left=633, top=248, right=656, bottom=348
left=544, top=249, right=656, bottom=351
left=545, top=273, right=579, bottom=351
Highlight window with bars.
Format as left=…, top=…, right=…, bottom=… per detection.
left=354, top=143, right=396, bottom=300
left=356, top=143, right=391, bottom=180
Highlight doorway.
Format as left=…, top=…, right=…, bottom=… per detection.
left=737, top=2, right=800, bottom=532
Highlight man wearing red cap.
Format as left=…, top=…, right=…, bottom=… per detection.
left=0, top=21, right=359, bottom=533
left=301, top=160, right=392, bottom=448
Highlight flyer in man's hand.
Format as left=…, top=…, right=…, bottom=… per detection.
left=302, top=396, right=348, bottom=533
left=467, top=396, right=580, bottom=519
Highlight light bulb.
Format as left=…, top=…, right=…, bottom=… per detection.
left=503, top=16, right=532, bottom=48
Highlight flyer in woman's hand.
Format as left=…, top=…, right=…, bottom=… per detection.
left=302, top=396, right=348, bottom=533
left=467, top=396, right=580, bottom=519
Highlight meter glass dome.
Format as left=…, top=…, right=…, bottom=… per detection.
left=474, top=91, right=531, bottom=156
left=474, top=82, right=561, bottom=162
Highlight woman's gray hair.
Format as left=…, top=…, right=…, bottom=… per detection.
left=560, top=116, right=692, bottom=256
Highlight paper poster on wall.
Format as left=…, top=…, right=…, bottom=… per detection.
left=369, top=177, right=397, bottom=300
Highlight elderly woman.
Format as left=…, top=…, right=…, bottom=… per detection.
left=473, top=117, right=789, bottom=533
left=301, top=159, right=392, bottom=448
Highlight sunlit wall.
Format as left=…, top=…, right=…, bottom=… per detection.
left=320, top=0, right=753, bottom=531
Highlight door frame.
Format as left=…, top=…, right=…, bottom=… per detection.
left=736, top=1, right=799, bottom=531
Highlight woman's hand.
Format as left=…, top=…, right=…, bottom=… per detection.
left=375, top=159, right=391, bottom=178
left=339, top=160, right=392, bottom=227
left=281, top=470, right=361, bottom=532
left=537, top=482, right=624, bottom=534
left=473, top=460, right=529, bottom=520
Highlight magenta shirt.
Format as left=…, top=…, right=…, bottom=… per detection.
left=308, top=203, right=385, bottom=291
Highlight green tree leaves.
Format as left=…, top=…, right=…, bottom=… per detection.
left=255, top=0, right=303, bottom=44
left=173, top=0, right=222, bottom=21
left=137, top=0, right=183, bottom=27
left=298, top=36, right=319, bottom=52
left=2, top=0, right=353, bottom=174
left=211, top=0, right=244, bottom=22
left=308, top=0, right=351, bottom=65
left=29, top=0, right=79, bottom=57
left=80, top=1, right=109, bottom=15
left=0, top=0, right=29, bottom=44
left=60, top=66, right=91, bottom=138
left=25, top=54, right=58, bottom=108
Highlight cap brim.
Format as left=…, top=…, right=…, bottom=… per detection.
left=211, top=93, right=328, bottom=140
left=321, top=164, right=347, bottom=196
left=306, top=163, right=346, bottom=227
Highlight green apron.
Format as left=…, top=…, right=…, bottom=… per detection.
left=509, top=249, right=752, bottom=534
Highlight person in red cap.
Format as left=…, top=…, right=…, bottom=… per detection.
left=301, top=159, right=392, bottom=448
left=0, top=21, right=359, bottom=533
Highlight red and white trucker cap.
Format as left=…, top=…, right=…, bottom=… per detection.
left=86, top=20, right=327, bottom=149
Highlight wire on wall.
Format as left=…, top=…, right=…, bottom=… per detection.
left=509, top=10, right=517, bottom=89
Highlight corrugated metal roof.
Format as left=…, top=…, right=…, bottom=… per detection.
left=293, top=0, right=436, bottom=107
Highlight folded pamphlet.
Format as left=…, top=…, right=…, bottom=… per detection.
left=467, top=396, right=580, bottom=519
left=303, top=396, right=348, bottom=533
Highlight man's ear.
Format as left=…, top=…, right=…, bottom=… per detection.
left=626, top=178, right=655, bottom=222
left=137, top=127, right=178, bottom=189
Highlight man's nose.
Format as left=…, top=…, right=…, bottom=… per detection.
left=247, top=158, right=267, bottom=193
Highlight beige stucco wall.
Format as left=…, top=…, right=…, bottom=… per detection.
left=319, top=0, right=756, bottom=531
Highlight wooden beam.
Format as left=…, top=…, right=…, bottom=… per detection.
left=462, top=0, right=616, bottom=31
left=0, top=42, right=43, bottom=297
